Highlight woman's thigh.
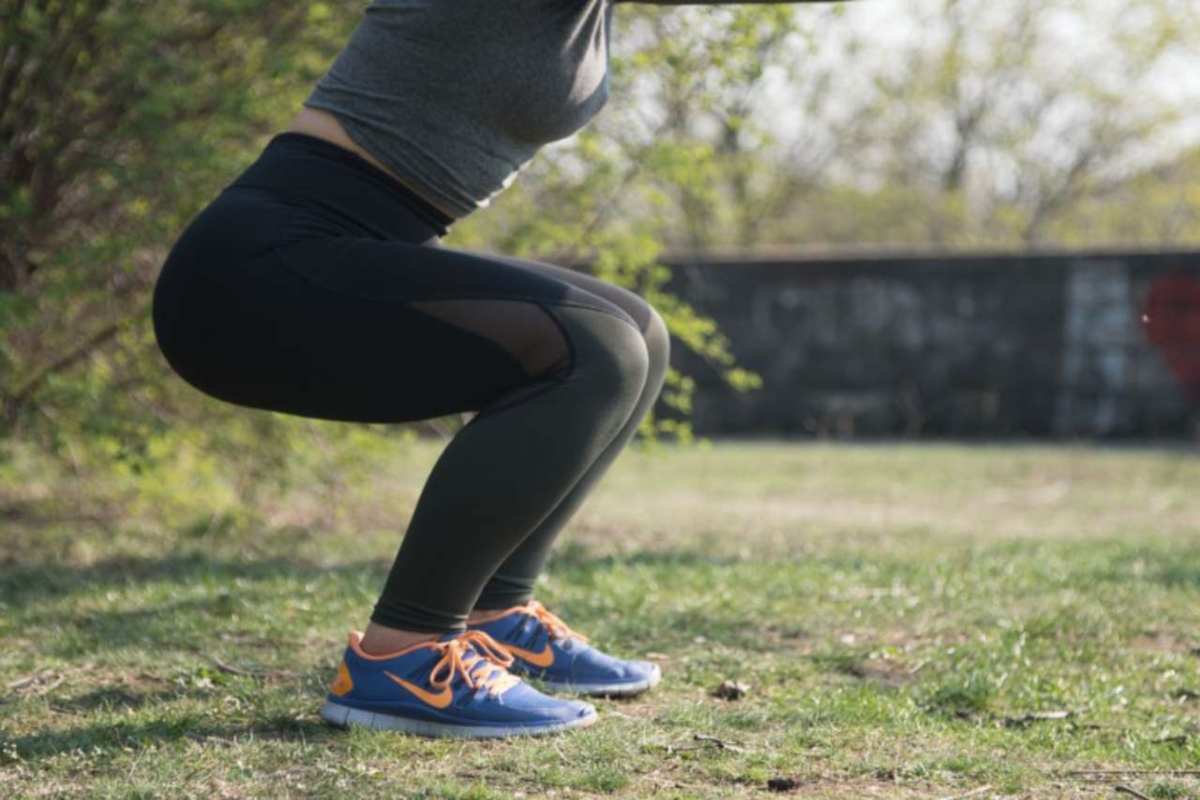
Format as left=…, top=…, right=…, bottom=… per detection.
left=155, top=227, right=640, bottom=424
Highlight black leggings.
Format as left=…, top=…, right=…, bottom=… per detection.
left=151, top=132, right=670, bottom=632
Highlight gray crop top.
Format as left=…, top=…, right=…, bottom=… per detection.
left=303, top=0, right=616, bottom=219
left=303, top=1, right=821, bottom=219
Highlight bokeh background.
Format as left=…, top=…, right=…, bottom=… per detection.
left=2, top=0, right=1198, bottom=478
left=2, top=2, right=1199, bottom=798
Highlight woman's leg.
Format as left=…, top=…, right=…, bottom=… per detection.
left=154, top=213, right=651, bottom=644
left=459, top=252, right=672, bottom=611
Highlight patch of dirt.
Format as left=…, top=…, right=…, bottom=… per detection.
left=762, top=625, right=812, bottom=647
left=840, top=657, right=919, bottom=688
left=1131, top=631, right=1197, bottom=654
left=44, top=670, right=178, bottom=713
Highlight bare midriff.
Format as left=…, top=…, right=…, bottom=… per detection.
left=285, top=106, right=460, bottom=220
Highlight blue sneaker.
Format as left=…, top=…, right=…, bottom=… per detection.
left=319, top=629, right=597, bottom=738
left=468, top=601, right=661, bottom=697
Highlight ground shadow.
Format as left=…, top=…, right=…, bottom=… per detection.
left=1072, top=543, right=1200, bottom=590
left=6, top=713, right=340, bottom=764
left=3, top=552, right=390, bottom=662
left=2, top=552, right=388, bottom=606
left=45, top=684, right=215, bottom=714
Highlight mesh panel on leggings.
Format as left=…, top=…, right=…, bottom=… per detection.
left=406, top=298, right=572, bottom=380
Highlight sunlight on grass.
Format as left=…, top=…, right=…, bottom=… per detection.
left=2, top=439, right=1199, bottom=798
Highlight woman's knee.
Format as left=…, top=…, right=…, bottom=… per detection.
left=599, top=288, right=670, bottom=377
left=642, top=304, right=670, bottom=377
left=553, top=304, right=650, bottom=408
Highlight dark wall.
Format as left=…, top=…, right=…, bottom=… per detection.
left=657, top=250, right=1200, bottom=439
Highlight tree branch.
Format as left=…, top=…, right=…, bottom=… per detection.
left=3, top=314, right=131, bottom=425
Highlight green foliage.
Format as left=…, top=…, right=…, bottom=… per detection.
left=2, top=0, right=1196, bottom=480
left=575, top=0, right=1199, bottom=253
left=0, top=0, right=358, bottom=469
left=0, top=1, right=792, bottom=474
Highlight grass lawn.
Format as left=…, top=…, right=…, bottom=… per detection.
left=2, top=437, right=1200, bottom=798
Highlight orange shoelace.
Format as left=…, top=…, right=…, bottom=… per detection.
left=524, top=600, right=589, bottom=644
left=428, top=630, right=521, bottom=696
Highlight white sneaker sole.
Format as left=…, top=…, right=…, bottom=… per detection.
left=536, top=663, right=662, bottom=697
left=319, top=700, right=598, bottom=738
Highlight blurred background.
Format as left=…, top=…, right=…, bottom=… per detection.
left=1, top=0, right=1197, bottom=515
left=3, top=4, right=1200, bottom=796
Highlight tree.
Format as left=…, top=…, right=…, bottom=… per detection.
left=818, top=0, right=1195, bottom=248
left=0, top=0, right=797, bottom=476
left=0, top=1, right=341, bottom=455
left=638, top=0, right=1200, bottom=251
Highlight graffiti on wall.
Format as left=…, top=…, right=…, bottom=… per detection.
left=1056, top=261, right=1135, bottom=435
left=1144, top=272, right=1200, bottom=403
left=662, top=251, right=1200, bottom=438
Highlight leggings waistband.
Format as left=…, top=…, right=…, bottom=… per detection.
left=229, top=131, right=456, bottom=240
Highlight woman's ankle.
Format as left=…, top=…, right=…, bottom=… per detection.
left=466, top=608, right=497, bottom=625
left=467, top=601, right=531, bottom=625
left=360, top=621, right=442, bottom=655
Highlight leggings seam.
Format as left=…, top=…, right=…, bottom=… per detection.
left=406, top=293, right=634, bottom=328
left=265, top=132, right=456, bottom=229
left=471, top=376, right=563, bottom=421
left=465, top=305, right=576, bottom=421
left=263, top=246, right=642, bottom=330
left=229, top=184, right=432, bottom=240
left=537, top=303, right=577, bottom=381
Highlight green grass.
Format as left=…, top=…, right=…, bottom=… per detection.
left=3, top=437, right=1200, bottom=798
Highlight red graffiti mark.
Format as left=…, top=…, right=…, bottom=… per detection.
left=1143, top=274, right=1200, bottom=402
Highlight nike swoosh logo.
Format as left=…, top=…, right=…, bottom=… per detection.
left=505, top=642, right=555, bottom=669
left=383, top=671, right=453, bottom=709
